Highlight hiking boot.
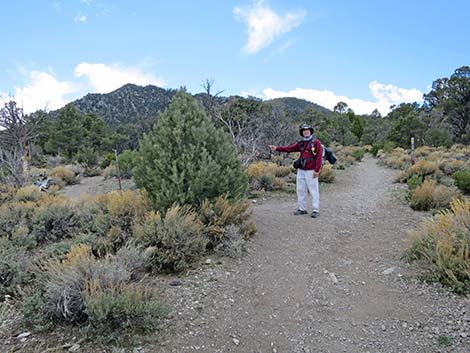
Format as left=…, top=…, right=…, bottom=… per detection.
left=293, top=209, right=307, bottom=215
left=311, top=211, right=319, bottom=218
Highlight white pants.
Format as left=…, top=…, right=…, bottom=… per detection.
left=296, top=169, right=320, bottom=212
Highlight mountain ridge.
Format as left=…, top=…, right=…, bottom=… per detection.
left=52, top=83, right=333, bottom=126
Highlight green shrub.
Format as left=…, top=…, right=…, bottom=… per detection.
left=0, top=201, right=37, bottom=239
left=453, top=169, right=470, bottom=194
left=370, top=143, right=383, bottom=157
left=0, top=241, right=35, bottom=296
left=424, top=128, right=452, bottom=148
left=25, top=244, right=151, bottom=332
left=316, top=130, right=331, bottom=147
left=134, top=91, right=248, bottom=212
left=117, top=150, right=137, bottom=179
left=382, top=141, right=395, bottom=153
left=100, top=152, right=116, bottom=169
left=76, top=147, right=98, bottom=168
left=351, top=149, right=365, bottom=161
left=256, top=175, right=276, bottom=191
left=31, top=204, right=81, bottom=243
left=134, top=206, right=207, bottom=273
left=407, top=175, right=422, bottom=192
left=82, top=280, right=164, bottom=343
left=21, top=287, right=53, bottom=331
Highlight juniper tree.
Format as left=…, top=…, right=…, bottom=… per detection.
left=134, top=91, right=248, bottom=212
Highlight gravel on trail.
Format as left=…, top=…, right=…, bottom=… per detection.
left=152, top=157, right=470, bottom=353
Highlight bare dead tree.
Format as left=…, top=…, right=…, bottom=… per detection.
left=0, top=100, right=45, bottom=186
left=201, top=78, right=225, bottom=97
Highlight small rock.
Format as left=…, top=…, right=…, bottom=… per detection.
left=16, top=332, right=31, bottom=339
left=329, top=273, right=339, bottom=285
left=205, top=259, right=212, bottom=264
left=232, top=338, right=240, bottom=345
left=169, top=280, right=182, bottom=286
left=381, top=324, right=386, bottom=331
left=461, top=332, right=468, bottom=338
left=69, top=344, right=81, bottom=352
left=382, top=267, right=396, bottom=275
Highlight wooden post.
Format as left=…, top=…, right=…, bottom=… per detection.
left=410, top=137, right=416, bottom=165
left=113, top=149, right=122, bottom=193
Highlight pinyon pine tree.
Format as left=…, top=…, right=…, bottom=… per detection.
left=134, top=91, right=248, bottom=212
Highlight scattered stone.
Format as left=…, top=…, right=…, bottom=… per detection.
left=169, top=280, right=182, bottom=286
left=382, top=267, right=396, bottom=275
left=69, top=344, right=81, bottom=352
left=16, top=332, right=31, bottom=339
left=232, top=338, right=240, bottom=345
left=205, top=259, right=213, bottom=264
left=329, top=272, right=339, bottom=285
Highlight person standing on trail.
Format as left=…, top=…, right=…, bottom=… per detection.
left=268, top=124, right=323, bottom=218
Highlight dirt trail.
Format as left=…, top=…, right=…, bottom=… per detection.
left=152, top=157, right=470, bottom=353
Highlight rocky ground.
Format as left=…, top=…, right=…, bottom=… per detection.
left=2, top=157, right=469, bottom=352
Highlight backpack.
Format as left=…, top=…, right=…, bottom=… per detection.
left=298, top=139, right=337, bottom=165
left=323, top=146, right=337, bottom=165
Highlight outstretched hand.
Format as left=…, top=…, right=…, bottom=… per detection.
left=268, top=145, right=277, bottom=151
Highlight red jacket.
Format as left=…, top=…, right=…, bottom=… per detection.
left=276, top=139, right=323, bottom=173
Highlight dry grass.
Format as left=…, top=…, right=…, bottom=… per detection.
left=405, top=198, right=470, bottom=293
left=319, top=164, right=335, bottom=183
left=49, top=167, right=79, bottom=188
left=246, top=161, right=291, bottom=179
left=199, top=197, right=251, bottom=235
left=410, top=180, right=459, bottom=211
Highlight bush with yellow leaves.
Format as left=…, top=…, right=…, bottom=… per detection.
left=200, top=195, right=254, bottom=236
left=49, top=166, right=79, bottom=188
left=409, top=179, right=458, bottom=211
left=246, top=161, right=291, bottom=179
left=404, top=199, right=470, bottom=293
left=319, top=164, right=335, bottom=183
left=94, top=190, right=150, bottom=234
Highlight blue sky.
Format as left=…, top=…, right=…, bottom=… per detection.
left=1, top=0, right=469, bottom=115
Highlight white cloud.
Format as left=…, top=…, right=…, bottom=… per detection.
left=262, top=82, right=424, bottom=115
left=1, top=62, right=165, bottom=113
left=1, top=71, right=77, bottom=113
left=77, top=15, right=87, bottom=23
left=74, top=62, right=165, bottom=93
left=234, top=1, right=306, bottom=54
left=368, top=81, right=422, bottom=104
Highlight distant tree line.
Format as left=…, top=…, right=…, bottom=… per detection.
left=0, top=66, right=468, bottom=186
